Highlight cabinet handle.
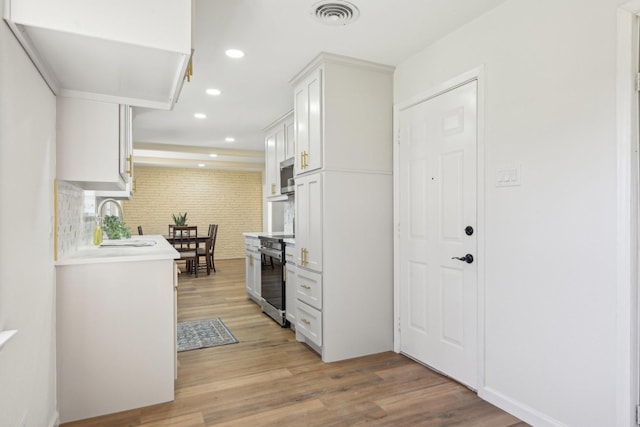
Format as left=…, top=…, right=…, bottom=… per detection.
left=271, top=183, right=276, bottom=195
left=126, top=154, right=133, bottom=177
left=249, top=254, right=253, bottom=266
left=303, top=151, right=309, bottom=169
left=186, top=57, right=193, bottom=82
left=300, top=284, right=311, bottom=290
left=301, top=248, right=308, bottom=266
left=301, top=318, right=311, bottom=325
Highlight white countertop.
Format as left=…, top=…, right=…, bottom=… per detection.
left=56, top=235, right=180, bottom=266
left=242, top=231, right=263, bottom=239
left=243, top=231, right=294, bottom=240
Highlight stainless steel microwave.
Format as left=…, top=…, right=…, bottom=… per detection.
left=280, top=158, right=294, bottom=194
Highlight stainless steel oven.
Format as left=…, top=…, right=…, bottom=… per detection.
left=258, top=235, right=291, bottom=327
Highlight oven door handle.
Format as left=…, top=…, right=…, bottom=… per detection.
left=259, top=247, right=282, bottom=260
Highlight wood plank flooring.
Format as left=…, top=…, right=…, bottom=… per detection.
left=61, top=258, right=527, bottom=427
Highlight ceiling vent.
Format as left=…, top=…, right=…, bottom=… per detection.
left=312, top=1, right=360, bottom=26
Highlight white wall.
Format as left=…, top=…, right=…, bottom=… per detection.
left=395, top=0, right=620, bottom=426
left=0, top=1, right=59, bottom=425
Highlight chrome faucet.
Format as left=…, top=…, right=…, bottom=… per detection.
left=97, top=198, right=123, bottom=225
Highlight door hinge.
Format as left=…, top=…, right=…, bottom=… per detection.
left=636, top=73, right=640, bottom=92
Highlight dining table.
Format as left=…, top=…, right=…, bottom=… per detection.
left=163, top=234, right=209, bottom=246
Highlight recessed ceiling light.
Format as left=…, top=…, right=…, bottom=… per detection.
left=194, top=113, right=207, bottom=119
left=209, top=153, right=218, bottom=158
left=225, top=49, right=245, bottom=59
left=197, top=163, right=205, bottom=167
left=225, top=137, right=235, bottom=142
left=206, top=88, right=221, bottom=96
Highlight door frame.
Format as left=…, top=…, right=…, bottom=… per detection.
left=617, top=3, right=640, bottom=426
left=393, top=65, right=486, bottom=388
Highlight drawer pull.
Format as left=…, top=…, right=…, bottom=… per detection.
left=300, top=284, right=311, bottom=290
left=301, top=318, right=311, bottom=325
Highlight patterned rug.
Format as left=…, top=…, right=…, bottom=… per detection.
left=177, top=318, right=238, bottom=352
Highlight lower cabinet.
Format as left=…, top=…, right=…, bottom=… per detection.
left=244, top=236, right=261, bottom=304
left=285, top=242, right=297, bottom=325
left=296, top=300, right=322, bottom=347
left=56, top=258, right=175, bottom=423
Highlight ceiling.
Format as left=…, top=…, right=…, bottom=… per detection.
left=132, top=0, right=507, bottom=171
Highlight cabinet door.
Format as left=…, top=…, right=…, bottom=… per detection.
left=265, top=123, right=286, bottom=197
left=252, top=251, right=261, bottom=298
left=294, top=67, right=323, bottom=175
left=57, top=97, right=124, bottom=190
left=265, top=132, right=278, bottom=196
left=284, top=116, right=295, bottom=160
left=293, top=81, right=308, bottom=176
left=285, top=261, right=296, bottom=324
left=245, top=251, right=254, bottom=295
left=306, top=68, right=322, bottom=172
left=295, top=173, right=322, bottom=271
left=119, top=105, right=133, bottom=184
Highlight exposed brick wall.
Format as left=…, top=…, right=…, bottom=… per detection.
left=122, top=166, right=263, bottom=259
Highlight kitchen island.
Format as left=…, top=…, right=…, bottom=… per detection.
left=55, top=235, right=179, bottom=423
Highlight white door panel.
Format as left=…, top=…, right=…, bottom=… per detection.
left=399, top=80, right=478, bottom=388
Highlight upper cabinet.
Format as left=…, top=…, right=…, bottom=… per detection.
left=57, top=97, right=132, bottom=192
left=3, top=0, right=193, bottom=110
left=264, top=111, right=293, bottom=199
left=290, top=53, right=395, bottom=177
left=292, top=67, right=322, bottom=175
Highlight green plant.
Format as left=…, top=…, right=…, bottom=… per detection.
left=172, top=212, right=188, bottom=226
left=102, top=215, right=131, bottom=240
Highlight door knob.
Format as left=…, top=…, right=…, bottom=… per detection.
left=452, top=254, right=474, bottom=264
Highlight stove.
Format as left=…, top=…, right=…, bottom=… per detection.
left=258, top=234, right=294, bottom=327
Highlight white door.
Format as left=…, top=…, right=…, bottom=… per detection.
left=398, top=80, right=478, bottom=388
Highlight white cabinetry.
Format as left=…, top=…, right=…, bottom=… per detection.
left=244, top=235, right=261, bottom=304
left=3, top=0, right=192, bottom=109
left=290, top=53, right=395, bottom=363
left=294, top=173, right=322, bottom=271
left=293, top=67, right=322, bottom=175
left=285, top=242, right=297, bottom=325
left=264, top=111, right=293, bottom=198
left=285, top=118, right=296, bottom=160
left=57, top=97, right=133, bottom=191
left=56, top=240, right=177, bottom=423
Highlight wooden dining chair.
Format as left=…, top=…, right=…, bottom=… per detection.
left=197, top=224, right=218, bottom=275
left=209, top=224, right=219, bottom=272
left=172, top=225, right=198, bottom=276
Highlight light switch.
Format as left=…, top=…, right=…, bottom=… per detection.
left=496, top=165, right=521, bottom=187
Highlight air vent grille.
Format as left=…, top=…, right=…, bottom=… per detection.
left=312, top=1, right=360, bottom=26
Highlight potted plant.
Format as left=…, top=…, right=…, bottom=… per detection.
left=102, top=215, right=131, bottom=240
left=172, top=212, right=188, bottom=226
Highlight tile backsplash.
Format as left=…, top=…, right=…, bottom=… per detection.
left=284, top=199, right=295, bottom=235
left=57, top=181, right=95, bottom=258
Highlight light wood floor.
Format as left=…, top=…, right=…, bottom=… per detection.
left=62, top=258, right=527, bottom=427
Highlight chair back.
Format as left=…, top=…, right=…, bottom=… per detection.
left=207, top=224, right=217, bottom=252
left=173, top=226, right=198, bottom=252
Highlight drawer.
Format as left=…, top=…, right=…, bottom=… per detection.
left=296, top=268, right=322, bottom=310
left=296, top=301, right=322, bottom=347
left=284, top=244, right=296, bottom=265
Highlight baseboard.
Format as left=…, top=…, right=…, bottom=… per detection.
left=479, top=387, right=568, bottom=427
left=48, top=411, right=60, bottom=427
